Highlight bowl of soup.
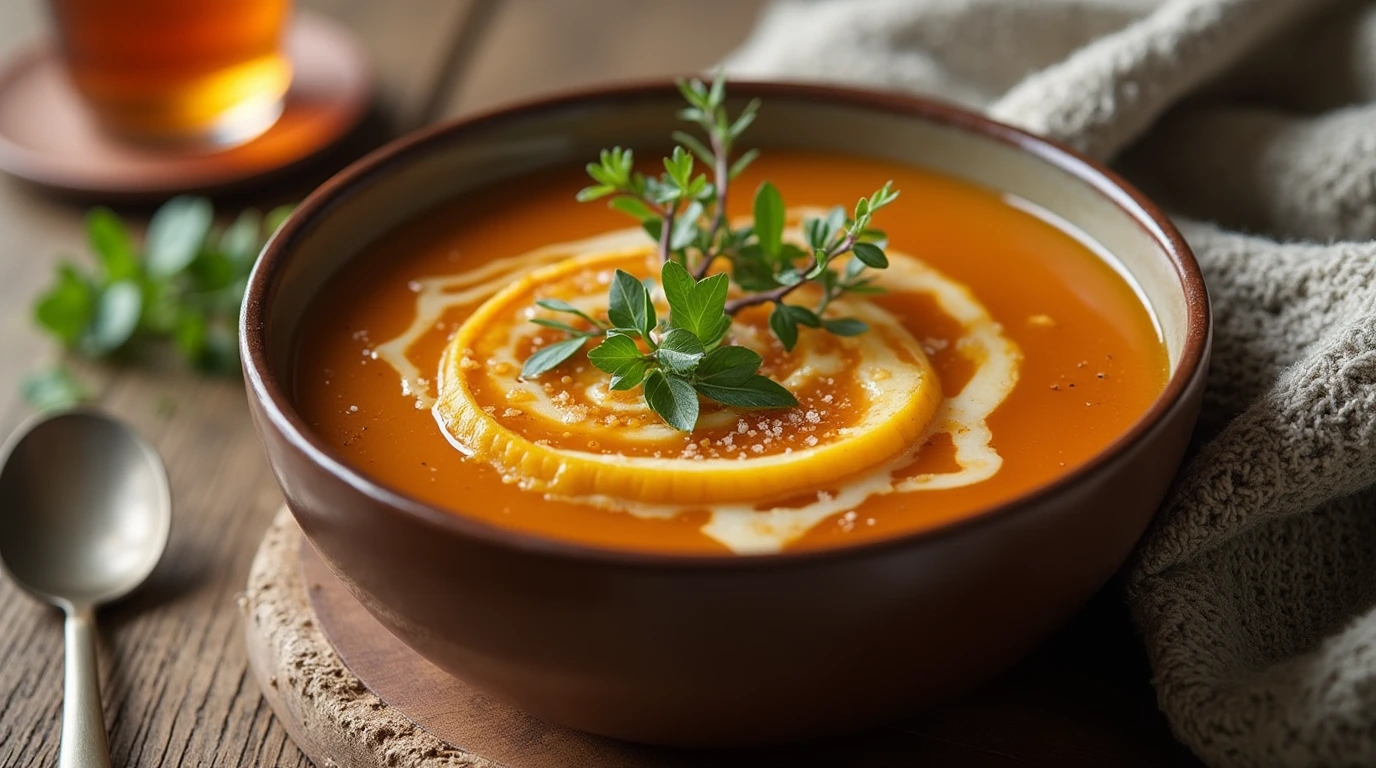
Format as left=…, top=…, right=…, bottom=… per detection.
left=242, top=81, right=1209, bottom=747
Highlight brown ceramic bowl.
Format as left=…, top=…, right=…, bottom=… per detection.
left=242, top=81, right=1210, bottom=747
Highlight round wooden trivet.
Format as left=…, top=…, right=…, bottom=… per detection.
left=242, top=509, right=491, bottom=768
left=242, top=508, right=1198, bottom=768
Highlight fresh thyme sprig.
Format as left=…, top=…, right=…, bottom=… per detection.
left=521, top=75, right=900, bottom=431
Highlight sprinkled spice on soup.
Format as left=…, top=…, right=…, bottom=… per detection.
left=295, top=80, right=1167, bottom=555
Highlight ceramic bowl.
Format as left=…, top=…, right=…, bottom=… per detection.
left=242, top=82, right=1210, bottom=747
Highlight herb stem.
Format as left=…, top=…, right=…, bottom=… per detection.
left=693, top=251, right=726, bottom=280
left=724, top=231, right=859, bottom=315
left=657, top=201, right=679, bottom=264
left=695, top=132, right=731, bottom=280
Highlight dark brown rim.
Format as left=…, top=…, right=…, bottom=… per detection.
left=243, top=80, right=1211, bottom=571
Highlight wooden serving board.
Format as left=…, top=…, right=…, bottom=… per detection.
left=242, top=509, right=1202, bottom=767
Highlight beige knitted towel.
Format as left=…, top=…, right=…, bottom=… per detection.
left=728, top=2, right=1376, bottom=766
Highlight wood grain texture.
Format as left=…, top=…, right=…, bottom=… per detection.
left=0, top=2, right=762, bottom=766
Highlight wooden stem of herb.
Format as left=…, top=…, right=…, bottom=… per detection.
left=722, top=230, right=860, bottom=315
left=535, top=75, right=901, bottom=430
left=694, top=132, right=731, bottom=280
left=657, top=200, right=679, bottom=265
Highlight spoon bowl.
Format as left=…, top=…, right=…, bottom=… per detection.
left=0, top=410, right=169, bottom=609
left=0, top=409, right=171, bottom=768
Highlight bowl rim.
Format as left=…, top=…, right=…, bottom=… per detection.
left=243, top=79, right=1211, bottom=570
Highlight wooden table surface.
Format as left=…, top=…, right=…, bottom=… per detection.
left=0, top=2, right=1198, bottom=766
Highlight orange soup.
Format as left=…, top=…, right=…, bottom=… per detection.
left=295, top=151, right=1167, bottom=555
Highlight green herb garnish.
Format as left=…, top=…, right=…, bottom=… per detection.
left=20, top=367, right=90, bottom=412
left=31, top=197, right=293, bottom=380
left=522, top=75, right=900, bottom=431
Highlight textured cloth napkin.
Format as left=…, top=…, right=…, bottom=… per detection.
left=728, top=2, right=1376, bottom=766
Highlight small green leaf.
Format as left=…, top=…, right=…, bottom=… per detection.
left=34, top=264, right=96, bottom=347
left=138, top=277, right=177, bottom=335
left=577, top=185, right=616, bottom=202
left=664, top=146, right=693, bottom=187
left=608, top=359, right=648, bottom=391
left=22, top=367, right=89, bottom=412
left=769, top=305, right=799, bottom=352
left=677, top=106, right=707, bottom=125
left=708, top=73, right=727, bottom=108
left=530, top=318, right=590, bottom=335
left=675, top=76, right=709, bottom=109
left=695, top=375, right=797, bottom=409
left=535, top=298, right=601, bottom=327
left=869, top=181, right=899, bottom=210
left=859, top=227, right=887, bottom=246
left=695, top=345, right=761, bottom=386
left=823, top=317, right=868, bottom=336
left=776, top=243, right=807, bottom=267
left=701, top=315, right=732, bottom=347
left=655, top=328, right=705, bottom=374
left=844, top=283, right=887, bottom=295
left=85, top=280, right=143, bottom=355
left=661, top=262, right=729, bottom=344
left=643, top=370, right=699, bottom=431
left=855, top=196, right=870, bottom=219
left=189, top=248, right=236, bottom=292
left=607, top=270, right=656, bottom=338
left=753, top=181, right=784, bottom=258
left=586, top=159, right=616, bottom=186
left=86, top=208, right=138, bottom=281
left=782, top=304, right=822, bottom=328
left=195, top=322, right=240, bottom=375
left=220, top=208, right=264, bottom=268
left=670, top=201, right=703, bottom=251
left=609, top=196, right=656, bottom=222
left=729, top=148, right=760, bottom=179
left=824, top=207, right=847, bottom=243
left=852, top=242, right=889, bottom=269
left=521, top=336, right=588, bottom=378
left=145, top=196, right=213, bottom=277
left=844, top=255, right=867, bottom=280
left=587, top=333, right=643, bottom=374
left=174, top=309, right=208, bottom=358
left=802, top=216, right=825, bottom=250
left=727, top=100, right=760, bottom=138
left=803, top=250, right=831, bottom=280
left=733, top=251, right=779, bottom=292
left=671, top=130, right=714, bottom=165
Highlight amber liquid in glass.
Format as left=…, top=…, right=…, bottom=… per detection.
left=50, top=0, right=293, bottom=145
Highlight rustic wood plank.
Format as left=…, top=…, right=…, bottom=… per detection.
left=442, top=0, right=768, bottom=116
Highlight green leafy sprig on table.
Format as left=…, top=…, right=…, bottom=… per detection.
left=520, top=75, right=900, bottom=431
left=26, top=197, right=292, bottom=409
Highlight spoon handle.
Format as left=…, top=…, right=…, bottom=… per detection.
left=60, top=607, right=113, bottom=768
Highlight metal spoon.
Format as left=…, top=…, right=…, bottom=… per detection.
left=0, top=410, right=170, bottom=768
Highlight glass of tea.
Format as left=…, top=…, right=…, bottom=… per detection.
left=48, top=0, right=294, bottom=146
